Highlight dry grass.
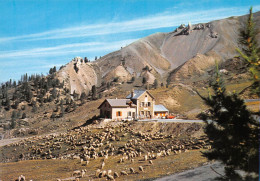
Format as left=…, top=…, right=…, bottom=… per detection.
left=0, top=149, right=208, bottom=181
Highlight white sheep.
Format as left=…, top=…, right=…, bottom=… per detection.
left=120, top=171, right=128, bottom=175
left=114, top=172, right=120, bottom=178
left=130, top=167, right=135, bottom=174
left=18, top=175, right=26, bottom=181
left=101, top=161, right=105, bottom=169
left=144, top=155, right=148, bottom=161
left=95, top=169, right=101, bottom=177
left=139, top=166, right=144, bottom=172
left=72, top=170, right=81, bottom=177
left=107, top=170, right=112, bottom=175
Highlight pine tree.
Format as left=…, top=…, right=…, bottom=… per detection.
left=84, top=57, right=88, bottom=63
left=49, top=68, right=53, bottom=75
left=154, top=79, right=158, bottom=89
left=53, top=66, right=56, bottom=73
left=22, top=112, right=26, bottom=119
left=60, top=104, right=64, bottom=117
left=5, top=97, right=10, bottom=110
left=80, top=92, right=87, bottom=104
left=107, top=82, right=110, bottom=90
left=10, top=118, right=16, bottom=129
left=91, top=85, right=97, bottom=100
left=237, top=6, right=260, bottom=94
left=198, top=64, right=259, bottom=180
left=142, top=77, right=147, bottom=84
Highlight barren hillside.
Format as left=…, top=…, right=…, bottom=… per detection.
left=56, top=12, right=260, bottom=94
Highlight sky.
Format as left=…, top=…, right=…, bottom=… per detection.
left=0, top=0, right=260, bottom=82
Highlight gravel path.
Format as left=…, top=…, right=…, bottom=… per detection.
left=0, top=137, right=24, bottom=147
left=139, top=119, right=204, bottom=123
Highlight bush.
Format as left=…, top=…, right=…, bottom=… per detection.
left=22, top=113, right=26, bottom=119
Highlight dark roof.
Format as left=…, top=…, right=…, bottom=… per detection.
left=126, top=90, right=154, bottom=99
left=154, top=105, right=169, bottom=112
left=98, top=99, right=136, bottom=108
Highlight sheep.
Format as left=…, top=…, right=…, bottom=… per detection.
left=107, top=174, right=115, bottom=180
left=99, top=170, right=107, bottom=178
left=107, top=170, right=112, bottom=176
left=139, top=166, right=144, bottom=172
left=114, top=172, right=120, bottom=178
left=18, top=175, right=26, bottom=181
left=72, top=170, right=81, bottom=177
left=95, top=169, right=101, bottom=177
left=118, top=158, right=123, bottom=163
left=130, top=167, right=135, bottom=174
left=149, top=160, right=153, bottom=165
left=166, top=151, right=171, bottom=156
left=156, top=152, right=161, bottom=158
left=144, top=155, right=148, bottom=161
left=120, top=171, right=128, bottom=175
left=80, top=158, right=84, bottom=164
left=131, top=158, right=134, bottom=163
left=101, top=161, right=105, bottom=169
left=81, top=169, right=86, bottom=177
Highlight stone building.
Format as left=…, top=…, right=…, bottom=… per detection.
left=98, top=89, right=168, bottom=120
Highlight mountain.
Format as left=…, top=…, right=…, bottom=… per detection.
left=0, top=12, right=259, bottom=139
left=56, top=12, right=260, bottom=94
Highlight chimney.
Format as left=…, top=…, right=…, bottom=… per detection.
left=131, top=89, right=135, bottom=98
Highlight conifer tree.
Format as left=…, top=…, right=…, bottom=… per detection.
left=10, top=118, right=16, bottom=129
left=53, top=66, right=56, bottom=73
left=142, top=77, right=147, bottom=84
left=154, top=79, right=158, bottom=89
left=91, top=85, right=97, bottom=100
left=22, top=112, right=26, bottom=119
left=237, top=7, right=260, bottom=94
left=198, top=64, right=259, bottom=180
left=5, top=97, right=10, bottom=110
left=60, top=104, right=64, bottom=117
left=80, top=92, right=87, bottom=104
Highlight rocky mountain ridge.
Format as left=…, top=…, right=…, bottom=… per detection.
left=55, top=11, right=260, bottom=94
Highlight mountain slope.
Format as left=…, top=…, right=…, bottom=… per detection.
left=55, top=12, right=260, bottom=94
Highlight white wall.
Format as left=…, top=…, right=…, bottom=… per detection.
left=112, top=107, right=136, bottom=120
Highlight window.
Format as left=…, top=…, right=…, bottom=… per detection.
left=145, top=95, right=148, bottom=102
left=128, top=111, right=131, bottom=116
left=148, top=102, right=151, bottom=107
left=116, top=111, right=122, bottom=116
left=140, top=111, right=144, bottom=115
left=141, top=102, right=145, bottom=107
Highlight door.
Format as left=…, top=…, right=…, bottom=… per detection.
left=132, top=112, right=135, bottom=119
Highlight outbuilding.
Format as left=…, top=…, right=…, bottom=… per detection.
left=154, top=104, right=169, bottom=118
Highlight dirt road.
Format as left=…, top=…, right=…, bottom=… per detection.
left=155, top=162, right=224, bottom=181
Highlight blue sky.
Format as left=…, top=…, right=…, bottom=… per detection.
left=0, top=0, right=260, bottom=82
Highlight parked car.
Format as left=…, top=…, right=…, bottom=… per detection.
left=167, top=115, right=175, bottom=119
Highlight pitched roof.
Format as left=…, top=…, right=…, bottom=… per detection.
left=126, top=90, right=154, bottom=99
left=98, top=99, right=136, bottom=108
left=154, top=105, right=169, bottom=112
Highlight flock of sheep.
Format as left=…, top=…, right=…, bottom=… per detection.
left=1, top=122, right=211, bottom=180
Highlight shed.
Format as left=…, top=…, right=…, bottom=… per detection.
left=154, top=105, right=169, bottom=117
